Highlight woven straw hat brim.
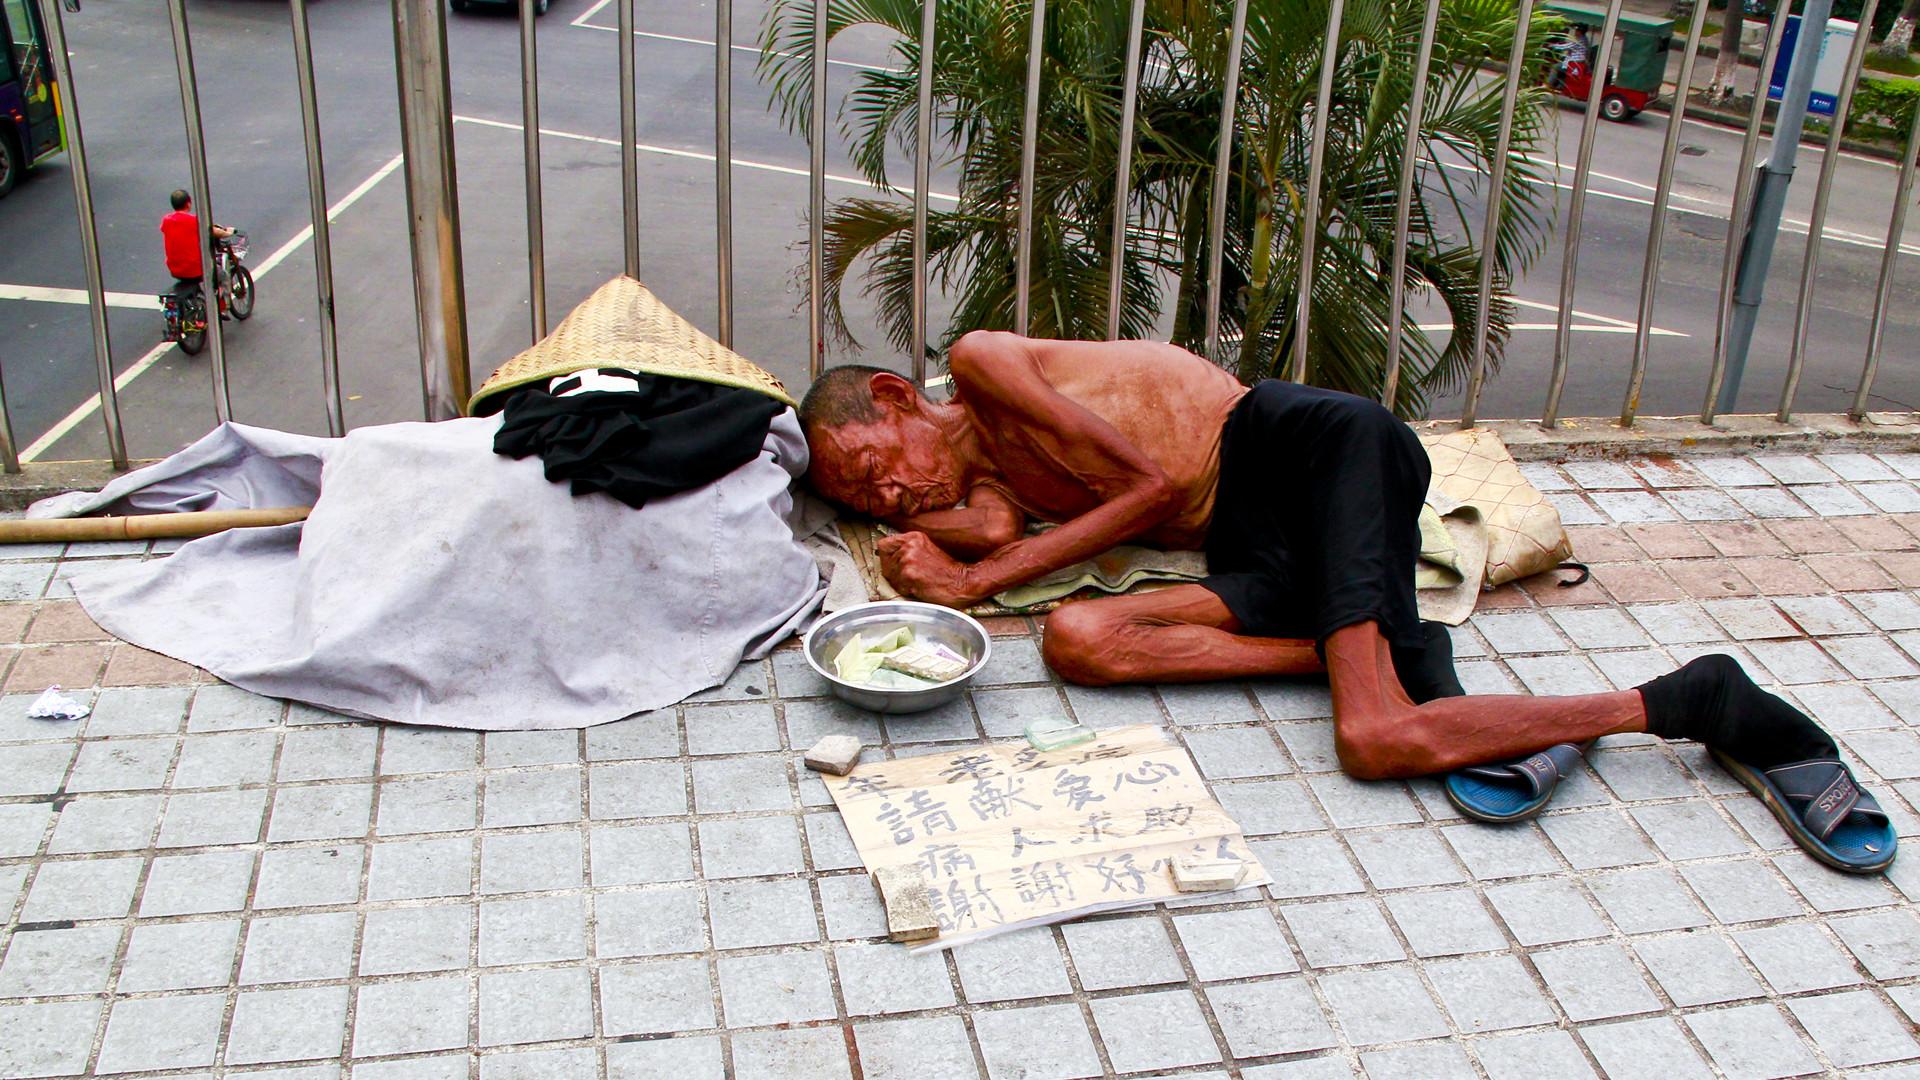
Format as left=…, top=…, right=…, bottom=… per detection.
left=467, top=275, right=796, bottom=415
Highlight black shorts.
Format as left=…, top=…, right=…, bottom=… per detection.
left=1199, top=380, right=1429, bottom=648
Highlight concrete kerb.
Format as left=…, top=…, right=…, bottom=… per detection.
left=0, top=412, right=1912, bottom=510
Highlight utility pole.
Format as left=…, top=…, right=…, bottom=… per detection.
left=1717, top=0, right=1834, bottom=415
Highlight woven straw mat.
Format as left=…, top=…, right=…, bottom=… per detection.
left=466, top=275, right=796, bottom=416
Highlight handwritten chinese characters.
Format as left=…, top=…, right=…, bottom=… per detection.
left=824, top=725, right=1273, bottom=950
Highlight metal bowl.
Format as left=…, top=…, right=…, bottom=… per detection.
left=802, top=600, right=992, bottom=715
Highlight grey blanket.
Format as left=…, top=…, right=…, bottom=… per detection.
left=30, top=415, right=825, bottom=730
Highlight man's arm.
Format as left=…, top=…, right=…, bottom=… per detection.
left=882, top=332, right=1179, bottom=604
left=884, top=483, right=1024, bottom=562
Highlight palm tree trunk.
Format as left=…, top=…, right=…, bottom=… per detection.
left=1880, top=0, right=1920, bottom=57
left=1709, top=2, right=1745, bottom=102
left=1170, top=180, right=1208, bottom=350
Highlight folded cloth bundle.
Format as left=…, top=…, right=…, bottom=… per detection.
left=494, top=367, right=785, bottom=508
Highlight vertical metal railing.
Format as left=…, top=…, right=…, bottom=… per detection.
left=290, top=0, right=345, bottom=436
left=1777, top=0, right=1879, bottom=422
left=1619, top=0, right=1709, bottom=427
left=520, top=0, right=548, bottom=342
left=1202, top=0, right=1251, bottom=362
left=715, top=0, right=735, bottom=348
left=1459, top=0, right=1537, bottom=428
left=167, top=0, right=232, bottom=423
left=807, top=0, right=829, bottom=378
left=1014, top=0, right=1047, bottom=335
left=1541, top=0, right=1625, bottom=427
left=1852, top=103, right=1920, bottom=420
left=617, top=0, right=640, bottom=278
left=909, top=0, right=937, bottom=384
left=1381, top=0, right=1443, bottom=413
left=36, top=0, right=113, bottom=469
left=1291, top=0, right=1349, bottom=383
left=1700, top=9, right=1791, bottom=423
left=1105, top=0, right=1148, bottom=341
left=390, top=0, right=470, bottom=419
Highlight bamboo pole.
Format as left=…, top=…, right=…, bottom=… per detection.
left=0, top=508, right=311, bottom=544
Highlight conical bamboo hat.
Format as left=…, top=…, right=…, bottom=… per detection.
left=467, top=275, right=795, bottom=416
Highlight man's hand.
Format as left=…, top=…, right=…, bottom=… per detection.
left=877, top=531, right=980, bottom=608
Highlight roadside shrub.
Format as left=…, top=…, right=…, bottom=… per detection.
left=1852, top=77, right=1920, bottom=133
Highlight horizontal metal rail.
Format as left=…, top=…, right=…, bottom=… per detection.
left=28, top=0, right=1917, bottom=474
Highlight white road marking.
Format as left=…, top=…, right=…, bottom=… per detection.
left=19, top=153, right=406, bottom=464
left=452, top=114, right=960, bottom=202
left=0, top=285, right=158, bottom=310
left=567, top=4, right=889, bottom=71
left=1437, top=158, right=1920, bottom=257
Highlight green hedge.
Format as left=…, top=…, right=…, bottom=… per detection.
left=1852, top=78, right=1920, bottom=135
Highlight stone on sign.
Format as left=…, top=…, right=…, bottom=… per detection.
left=1170, top=855, right=1247, bottom=893
left=803, top=734, right=864, bottom=776
left=872, top=864, right=940, bottom=943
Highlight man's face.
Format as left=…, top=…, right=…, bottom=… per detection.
left=809, top=412, right=966, bottom=521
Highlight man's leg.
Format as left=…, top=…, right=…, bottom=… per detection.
left=1322, top=620, right=1646, bottom=779
left=1041, top=585, right=1322, bottom=685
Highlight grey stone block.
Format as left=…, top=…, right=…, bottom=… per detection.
left=599, top=956, right=715, bottom=1037
left=1684, top=1003, right=1822, bottom=1080
left=367, top=835, right=473, bottom=901
left=172, top=729, right=276, bottom=788
left=953, top=924, right=1073, bottom=1002
left=239, top=910, right=358, bottom=984
left=594, top=885, right=706, bottom=959
left=973, top=1002, right=1103, bottom=1080
left=1182, top=725, right=1291, bottom=779
left=589, top=821, right=694, bottom=885
left=482, top=728, right=580, bottom=768
left=47, top=792, right=162, bottom=853
left=1631, top=932, right=1764, bottom=1006
left=587, top=759, right=686, bottom=820
left=1679, top=859, right=1806, bottom=923
left=687, top=702, right=781, bottom=756
left=1829, top=908, right=1920, bottom=979
left=851, top=1017, right=974, bottom=1080
left=1252, top=835, right=1364, bottom=899
left=819, top=872, right=888, bottom=939
left=1091, top=990, right=1222, bottom=1074
left=253, top=843, right=364, bottom=909
left=0, top=1000, right=101, bottom=1078
left=1580, top=1016, right=1716, bottom=1080
left=834, top=940, right=956, bottom=1015
left=118, top=919, right=242, bottom=992
left=583, top=710, right=680, bottom=760
left=359, top=903, right=472, bottom=975
left=1061, top=915, right=1185, bottom=989
left=377, top=775, right=479, bottom=834
left=707, top=877, right=818, bottom=948
left=480, top=828, right=584, bottom=893
left=266, top=782, right=373, bottom=842
left=1173, top=907, right=1299, bottom=980
left=730, top=1027, right=854, bottom=1080
left=65, top=737, right=175, bottom=792
left=1281, top=898, right=1405, bottom=968
left=225, top=984, right=350, bottom=1065
left=478, top=894, right=587, bottom=965
left=690, top=756, right=793, bottom=813
left=1588, top=867, right=1710, bottom=933
left=1424, top=953, right=1557, bottom=1032
left=94, top=993, right=224, bottom=1073
left=141, top=848, right=257, bottom=915
left=1531, top=942, right=1661, bottom=1022
left=695, top=815, right=806, bottom=879
left=479, top=967, right=594, bottom=1045
left=1786, top=989, right=1920, bottom=1068
left=1384, top=889, right=1507, bottom=958
left=481, top=767, right=581, bottom=827
left=1485, top=879, right=1609, bottom=945
left=1349, top=829, right=1466, bottom=889
left=279, top=725, right=379, bottom=781
left=19, top=856, right=142, bottom=921
left=379, top=725, right=479, bottom=774
left=1318, top=968, right=1448, bottom=1045
left=718, top=949, right=838, bottom=1026
left=606, top=1035, right=726, bottom=1080
left=353, top=975, right=471, bottom=1057
left=0, top=925, right=120, bottom=996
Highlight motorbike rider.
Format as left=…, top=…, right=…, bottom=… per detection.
left=160, top=189, right=234, bottom=318
left=1549, top=23, right=1591, bottom=92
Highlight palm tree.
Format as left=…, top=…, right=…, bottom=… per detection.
left=760, top=0, right=1557, bottom=417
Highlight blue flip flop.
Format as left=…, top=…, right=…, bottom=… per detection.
left=1710, top=750, right=1897, bottom=874
left=1445, top=741, right=1593, bottom=823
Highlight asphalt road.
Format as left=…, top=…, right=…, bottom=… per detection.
left=0, top=0, right=1913, bottom=465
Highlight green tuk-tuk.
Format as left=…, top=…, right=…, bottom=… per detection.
left=1542, top=2, right=1677, bottom=122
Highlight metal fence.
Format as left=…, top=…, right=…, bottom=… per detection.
left=21, top=0, right=1920, bottom=476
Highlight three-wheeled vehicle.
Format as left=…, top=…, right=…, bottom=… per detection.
left=1542, top=1, right=1677, bottom=122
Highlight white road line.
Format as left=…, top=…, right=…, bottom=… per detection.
left=1437, top=158, right=1920, bottom=257
left=567, top=10, right=889, bottom=71
left=1679, top=114, right=1896, bottom=169
left=20, top=153, right=406, bottom=464
left=0, top=285, right=157, bottom=310
left=452, top=114, right=960, bottom=202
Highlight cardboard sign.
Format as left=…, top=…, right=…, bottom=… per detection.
left=824, top=725, right=1273, bottom=950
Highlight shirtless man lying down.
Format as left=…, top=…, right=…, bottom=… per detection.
left=801, top=332, right=1895, bottom=873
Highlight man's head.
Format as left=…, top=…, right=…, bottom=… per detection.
left=170, top=189, right=192, bottom=212
left=800, top=364, right=968, bottom=520
left=1572, top=24, right=1589, bottom=38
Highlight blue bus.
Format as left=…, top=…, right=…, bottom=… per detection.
left=0, top=0, right=64, bottom=198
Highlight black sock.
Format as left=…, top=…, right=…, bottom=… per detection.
left=1636, top=653, right=1836, bottom=769
left=1392, top=621, right=1466, bottom=705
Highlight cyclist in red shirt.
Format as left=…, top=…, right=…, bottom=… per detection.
left=161, top=189, right=233, bottom=313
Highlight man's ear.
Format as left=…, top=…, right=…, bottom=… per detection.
left=867, top=371, right=920, bottom=413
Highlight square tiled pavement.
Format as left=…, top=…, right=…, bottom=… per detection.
left=5, top=450, right=1920, bottom=1078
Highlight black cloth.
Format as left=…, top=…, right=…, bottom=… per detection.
left=493, top=369, right=785, bottom=509
left=1637, top=653, right=1836, bottom=769
left=1200, top=379, right=1430, bottom=650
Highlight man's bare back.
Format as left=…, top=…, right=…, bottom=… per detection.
left=803, top=332, right=1243, bottom=606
